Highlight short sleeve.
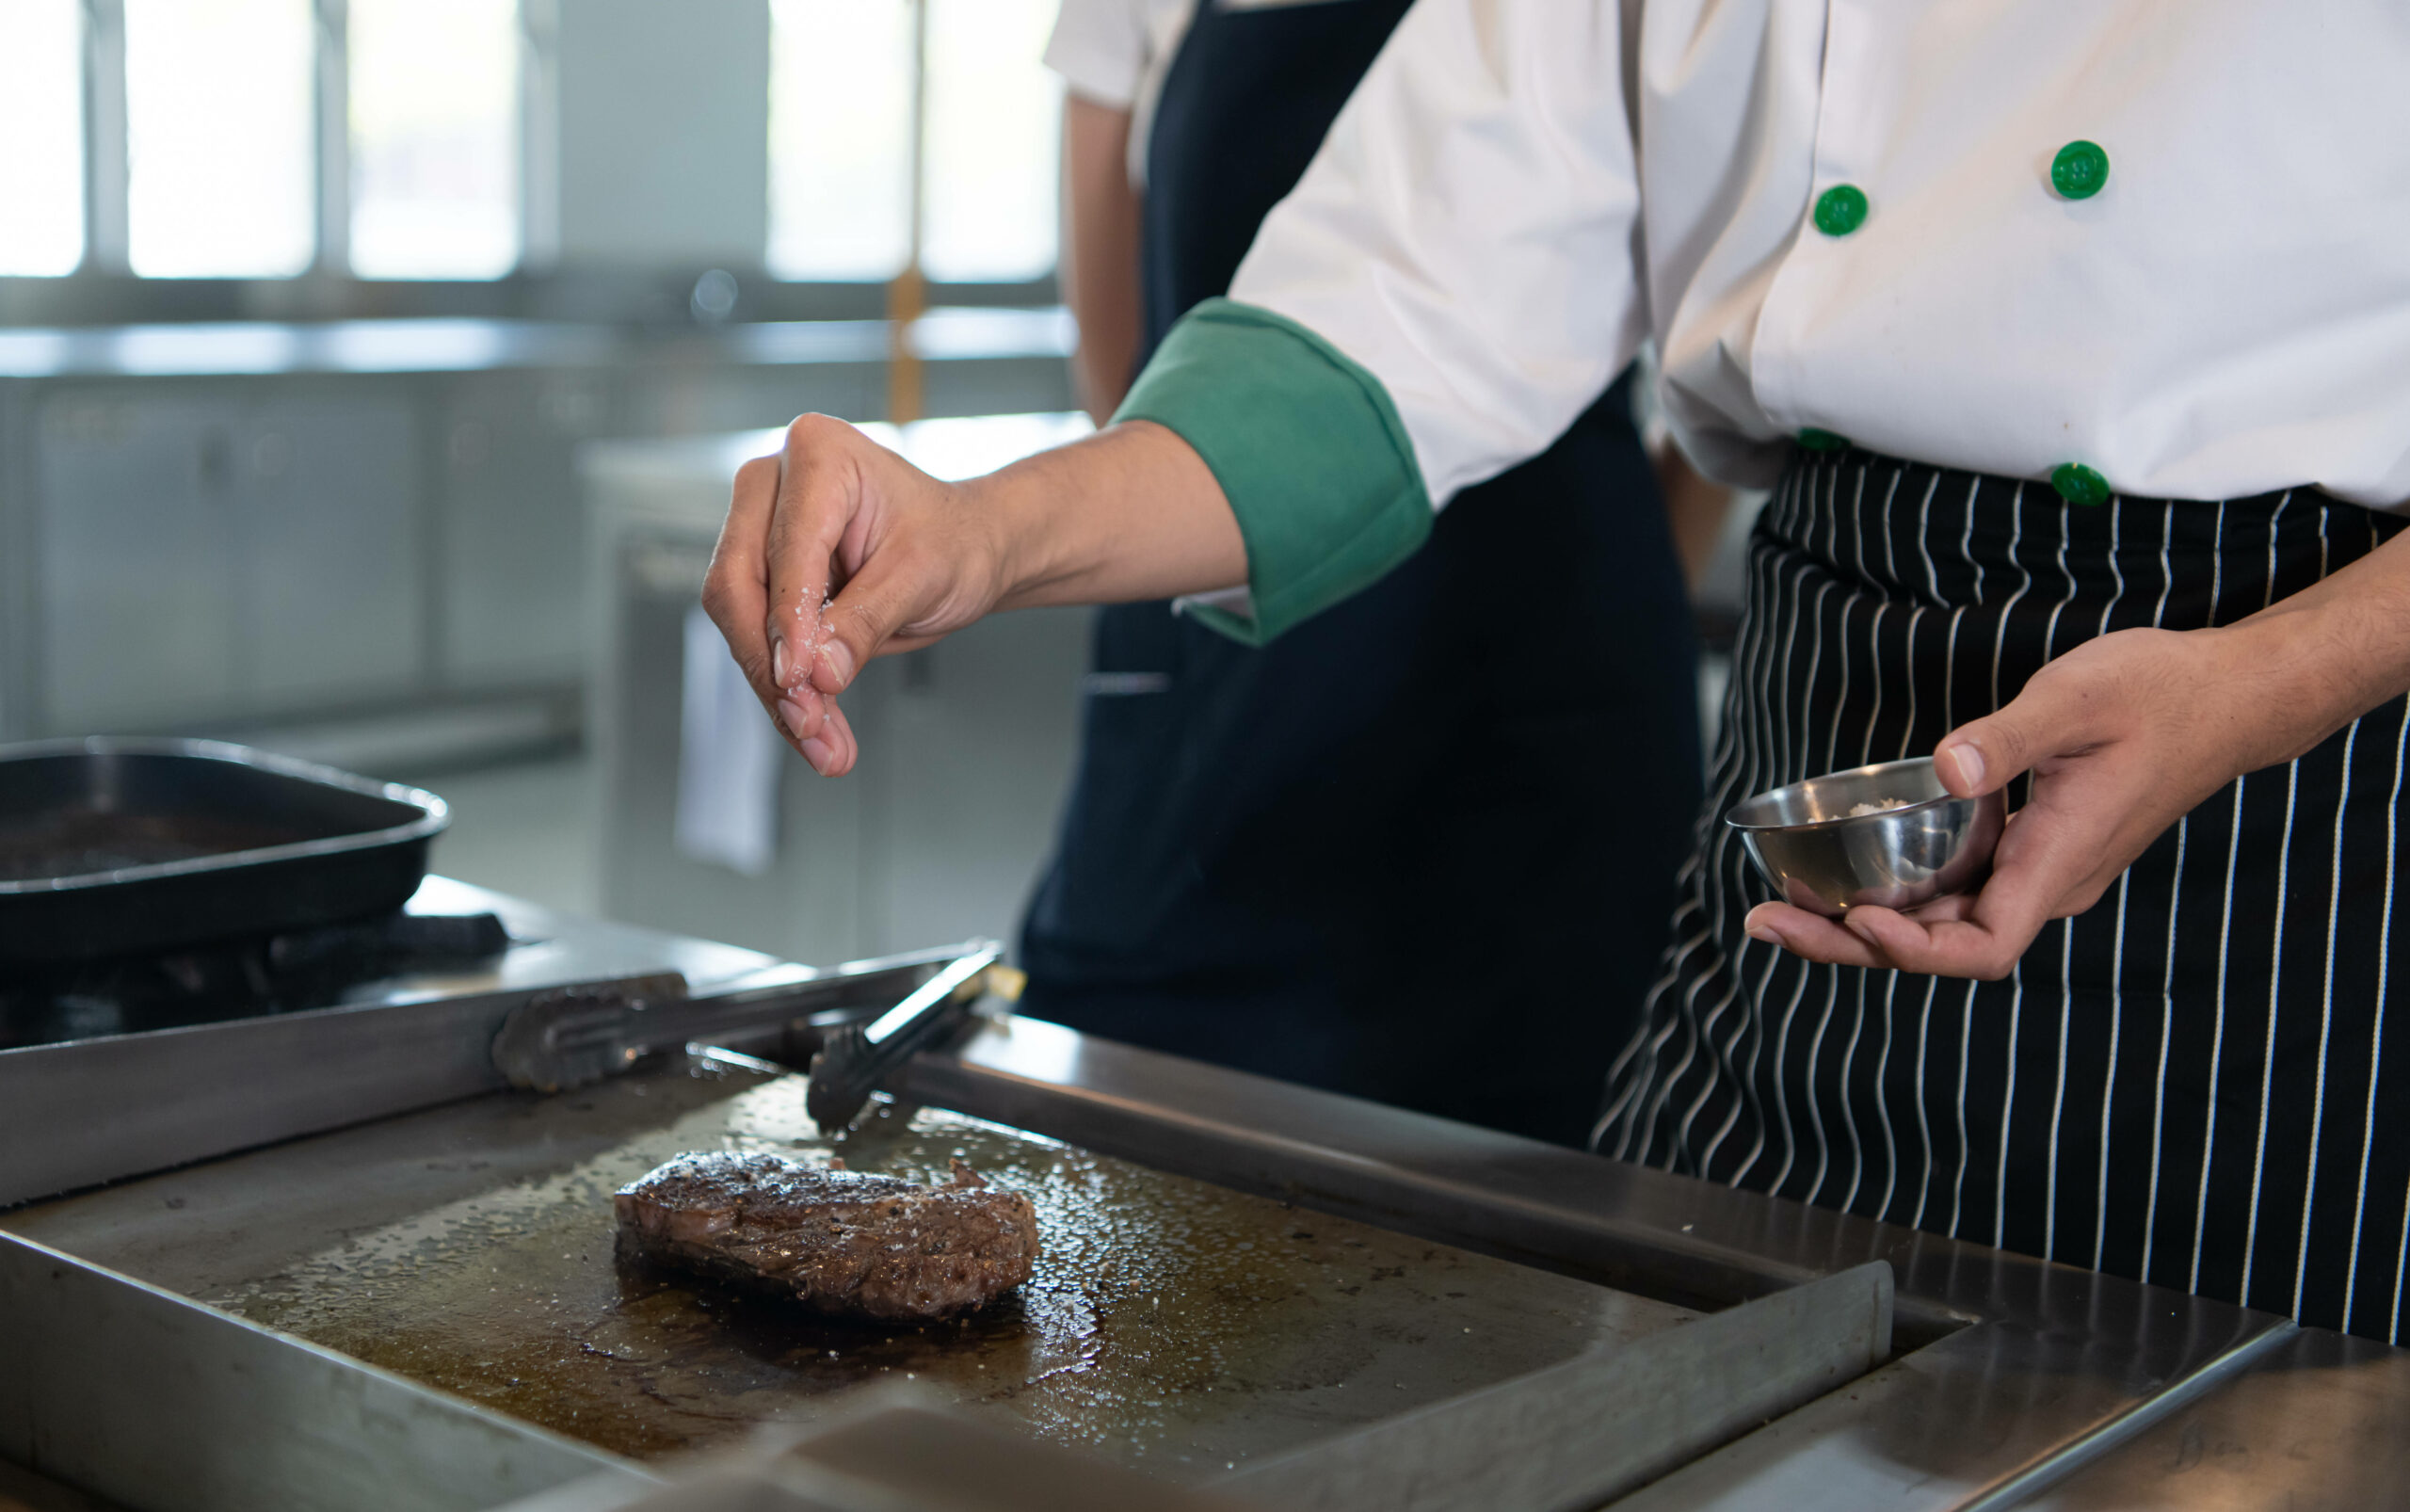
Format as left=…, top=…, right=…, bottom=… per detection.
left=1044, top=0, right=1152, bottom=108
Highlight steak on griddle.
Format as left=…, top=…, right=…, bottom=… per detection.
left=613, top=1150, right=1039, bottom=1322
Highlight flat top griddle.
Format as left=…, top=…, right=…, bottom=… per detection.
left=10, top=1056, right=1695, bottom=1480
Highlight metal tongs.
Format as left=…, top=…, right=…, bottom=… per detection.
left=806, top=941, right=1002, bottom=1133
left=489, top=939, right=1004, bottom=1097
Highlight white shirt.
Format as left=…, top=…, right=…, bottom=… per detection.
left=1045, top=0, right=1379, bottom=188
left=1230, top=0, right=2410, bottom=510
left=1042, top=0, right=1194, bottom=186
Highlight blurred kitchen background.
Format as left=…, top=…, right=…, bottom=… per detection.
left=0, top=0, right=1752, bottom=969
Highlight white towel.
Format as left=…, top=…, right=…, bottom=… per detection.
left=674, top=604, right=782, bottom=877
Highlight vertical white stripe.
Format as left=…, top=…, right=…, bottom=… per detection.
left=1877, top=466, right=1904, bottom=587
left=2239, top=721, right=2304, bottom=1307
left=1831, top=969, right=1872, bottom=1209
left=1909, top=973, right=1942, bottom=1231
left=1825, top=589, right=1857, bottom=775
left=2140, top=503, right=2183, bottom=1283
left=1949, top=977, right=1980, bottom=1238
left=2046, top=923, right=2075, bottom=1261
left=2188, top=508, right=2241, bottom=1296
left=1978, top=484, right=2032, bottom=1250
left=2140, top=820, right=2187, bottom=1282
left=2095, top=875, right=2130, bottom=1272
left=1744, top=957, right=1816, bottom=1191
left=1988, top=484, right=2032, bottom=714
left=2293, top=716, right=2359, bottom=1317
left=2036, top=497, right=2085, bottom=1263
left=1869, top=968, right=1903, bottom=1219
left=1900, top=472, right=1941, bottom=757
left=1792, top=969, right=1840, bottom=1205
left=2209, top=501, right=2228, bottom=628
left=1945, top=476, right=1985, bottom=731
left=1896, top=606, right=1926, bottom=760
left=2090, top=495, right=2131, bottom=1271
left=1994, top=966, right=2026, bottom=1247
left=2192, top=779, right=2251, bottom=1295
left=2345, top=700, right=2408, bottom=1336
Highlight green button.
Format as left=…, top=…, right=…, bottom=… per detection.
left=1797, top=427, right=1851, bottom=453
left=2051, top=139, right=2109, bottom=200
left=1813, top=184, right=1869, bottom=236
left=2051, top=462, right=2110, bottom=507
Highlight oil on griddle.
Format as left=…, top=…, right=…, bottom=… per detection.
left=224, top=1071, right=1696, bottom=1478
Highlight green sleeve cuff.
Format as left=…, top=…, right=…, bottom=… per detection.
left=1113, top=298, right=1432, bottom=645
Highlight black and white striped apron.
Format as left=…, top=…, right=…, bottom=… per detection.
left=1596, top=449, right=2410, bottom=1343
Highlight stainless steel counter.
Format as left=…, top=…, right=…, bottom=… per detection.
left=3, top=883, right=2403, bottom=1508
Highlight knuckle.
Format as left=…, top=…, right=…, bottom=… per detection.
left=785, top=411, right=848, bottom=450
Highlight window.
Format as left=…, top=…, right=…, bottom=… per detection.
left=124, top=0, right=316, bottom=278
left=766, top=0, right=916, bottom=281
left=348, top=0, right=522, bottom=280
left=921, top=0, right=1058, bottom=282
left=0, top=0, right=85, bottom=277
left=768, top=0, right=1062, bottom=284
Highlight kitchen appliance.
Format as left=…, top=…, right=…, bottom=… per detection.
left=0, top=737, right=446, bottom=963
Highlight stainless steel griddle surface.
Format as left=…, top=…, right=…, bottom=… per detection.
left=5, top=1054, right=1696, bottom=1481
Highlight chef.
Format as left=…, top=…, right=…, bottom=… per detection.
left=707, top=1, right=2410, bottom=1343
left=1024, top=0, right=1710, bottom=1149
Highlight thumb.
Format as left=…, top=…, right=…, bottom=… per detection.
left=1934, top=662, right=2101, bottom=797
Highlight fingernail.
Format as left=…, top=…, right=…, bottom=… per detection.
left=1746, top=923, right=1782, bottom=947
left=772, top=636, right=792, bottom=689
left=1951, top=743, right=1986, bottom=790
left=817, top=638, right=856, bottom=691
left=778, top=698, right=811, bottom=741
left=800, top=736, right=834, bottom=773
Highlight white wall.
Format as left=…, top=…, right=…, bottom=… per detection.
left=554, top=0, right=770, bottom=267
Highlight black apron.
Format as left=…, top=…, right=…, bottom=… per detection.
left=1019, top=0, right=1702, bottom=1149
left=1599, top=448, right=2410, bottom=1342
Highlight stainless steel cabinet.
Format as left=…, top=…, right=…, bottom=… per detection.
left=37, top=393, right=243, bottom=730
left=34, top=386, right=422, bottom=732
left=241, top=395, right=423, bottom=703
left=437, top=375, right=588, bottom=688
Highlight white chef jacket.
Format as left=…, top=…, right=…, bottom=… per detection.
left=1213, top=0, right=2410, bottom=514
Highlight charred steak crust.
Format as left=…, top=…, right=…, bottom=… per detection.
left=613, top=1151, right=1039, bottom=1322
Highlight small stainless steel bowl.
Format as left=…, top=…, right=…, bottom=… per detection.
left=1725, top=755, right=2005, bottom=917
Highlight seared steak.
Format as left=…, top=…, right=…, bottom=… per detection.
left=613, top=1150, right=1039, bottom=1322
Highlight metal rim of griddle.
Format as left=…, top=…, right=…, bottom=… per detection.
left=0, top=735, right=448, bottom=895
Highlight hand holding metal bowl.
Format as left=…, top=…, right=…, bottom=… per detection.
left=1726, top=756, right=2005, bottom=917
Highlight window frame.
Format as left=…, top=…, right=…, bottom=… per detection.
left=0, top=0, right=1058, bottom=327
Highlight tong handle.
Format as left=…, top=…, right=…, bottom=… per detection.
left=806, top=942, right=1003, bottom=1132
left=490, top=941, right=989, bottom=1093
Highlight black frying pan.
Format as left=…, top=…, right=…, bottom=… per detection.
left=0, top=738, right=446, bottom=965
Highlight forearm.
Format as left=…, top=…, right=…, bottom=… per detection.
left=1060, top=95, right=1144, bottom=424
left=986, top=420, right=1247, bottom=609
left=2215, top=521, right=2410, bottom=769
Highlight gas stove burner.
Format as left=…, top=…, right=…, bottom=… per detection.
left=0, top=909, right=511, bottom=1052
